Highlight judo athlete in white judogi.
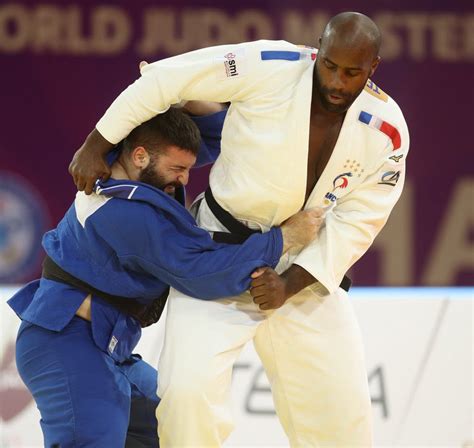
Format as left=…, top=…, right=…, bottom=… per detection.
left=71, top=12, right=410, bottom=447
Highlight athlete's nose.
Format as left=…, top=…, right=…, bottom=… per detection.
left=177, top=171, right=190, bottom=186
left=329, top=69, right=347, bottom=91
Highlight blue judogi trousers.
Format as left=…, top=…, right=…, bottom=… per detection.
left=15, top=317, right=160, bottom=448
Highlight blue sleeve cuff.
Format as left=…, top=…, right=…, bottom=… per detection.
left=267, top=227, right=283, bottom=268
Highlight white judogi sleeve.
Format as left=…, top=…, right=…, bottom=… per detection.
left=294, top=118, right=410, bottom=294
left=95, top=41, right=289, bottom=144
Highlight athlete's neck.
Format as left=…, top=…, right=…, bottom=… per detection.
left=110, top=158, right=132, bottom=181
left=310, top=91, right=346, bottom=123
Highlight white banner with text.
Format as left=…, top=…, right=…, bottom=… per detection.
left=0, top=286, right=472, bottom=447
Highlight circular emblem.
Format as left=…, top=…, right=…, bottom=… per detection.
left=0, top=172, right=49, bottom=282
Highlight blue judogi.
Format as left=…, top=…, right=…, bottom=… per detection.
left=8, top=110, right=283, bottom=447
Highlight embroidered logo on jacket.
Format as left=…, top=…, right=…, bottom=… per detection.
left=333, top=172, right=352, bottom=190
left=378, top=171, right=400, bottom=187
left=323, top=160, right=365, bottom=206
left=224, top=53, right=239, bottom=77
left=216, top=50, right=247, bottom=80
left=324, top=172, right=353, bottom=205
left=389, top=154, right=403, bottom=163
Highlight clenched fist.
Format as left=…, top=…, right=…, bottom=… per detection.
left=69, top=129, right=113, bottom=194
left=250, top=267, right=288, bottom=310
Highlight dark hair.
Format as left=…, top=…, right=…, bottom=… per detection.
left=123, top=107, right=201, bottom=157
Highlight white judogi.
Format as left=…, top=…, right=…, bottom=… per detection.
left=97, top=40, right=409, bottom=447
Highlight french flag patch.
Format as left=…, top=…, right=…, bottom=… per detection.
left=358, top=111, right=401, bottom=150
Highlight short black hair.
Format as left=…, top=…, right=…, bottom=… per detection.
left=123, top=107, right=201, bottom=157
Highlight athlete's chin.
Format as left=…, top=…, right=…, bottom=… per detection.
left=322, top=100, right=351, bottom=114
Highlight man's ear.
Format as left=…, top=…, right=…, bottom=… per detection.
left=369, top=56, right=381, bottom=77
left=131, top=146, right=150, bottom=169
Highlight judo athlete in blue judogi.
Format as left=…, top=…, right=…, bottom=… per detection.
left=8, top=106, right=322, bottom=448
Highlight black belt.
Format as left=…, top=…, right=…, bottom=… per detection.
left=42, top=255, right=168, bottom=328
left=204, top=187, right=352, bottom=292
left=204, top=188, right=259, bottom=243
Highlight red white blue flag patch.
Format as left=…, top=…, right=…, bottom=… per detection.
left=358, top=111, right=401, bottom=150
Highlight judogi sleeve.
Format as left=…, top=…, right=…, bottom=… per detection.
left=191, top=109, right=227, bottom=167
left=96, top=42, right=267, bottom=144
left=94, top=204, right=283, bottom=299
left=293, top=119, right=410, bottom=294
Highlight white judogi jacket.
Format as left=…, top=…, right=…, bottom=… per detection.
left=96, top=40, right=409, bottom=294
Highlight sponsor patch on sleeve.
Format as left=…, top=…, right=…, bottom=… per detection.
left=388, top=154, right=404, bottom=163
left=215, top=49, right=247, bottom=80
left=378, top=170, right=401, bottom=187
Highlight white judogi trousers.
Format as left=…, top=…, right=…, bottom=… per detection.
left=157, top=198, right=373, bottom=447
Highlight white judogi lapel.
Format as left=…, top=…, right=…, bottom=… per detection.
left=305, top=104, right=359, bottom=210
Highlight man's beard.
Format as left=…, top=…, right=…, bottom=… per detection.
left=314, top=67, right=365, bottom=114
left=138, top=163, right=182, bottom=196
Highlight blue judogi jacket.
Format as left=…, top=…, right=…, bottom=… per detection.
left=8, top=111, right=283, bottom=362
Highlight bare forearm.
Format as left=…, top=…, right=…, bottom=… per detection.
left=84, top=128, right=114, bottom=155
left=250, top=264, right=317, bottom=310
left=281, top=264, right=317, bottom=298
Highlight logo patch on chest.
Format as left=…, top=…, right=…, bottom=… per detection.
left=323, top=160, right=364, bottom=206
left=378, top=170, right=400, bottom=187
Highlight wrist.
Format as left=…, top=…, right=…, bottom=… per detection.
left=87, top=128, right=114, bottom=155
left=281, top=275, right=292, bottom=301
left=281, top=265, right=316, bottom=298
left=280, top=226, right=290, bottom=254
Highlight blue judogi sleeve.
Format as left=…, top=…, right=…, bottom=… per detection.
left=89, top=194, right=282, bottom=300
left=191, top=109, right=226, bottom=167
left=41, top=180, right=283, bottom=303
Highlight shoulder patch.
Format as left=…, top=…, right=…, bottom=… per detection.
left=364, top=79, right=388, bottom=102
left=358, top=111, right=401, bottom=150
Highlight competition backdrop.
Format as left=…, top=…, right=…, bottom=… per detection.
left=0, top=1, right=473, bottom=447
left=0, top=0, right=473, bottom=286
